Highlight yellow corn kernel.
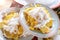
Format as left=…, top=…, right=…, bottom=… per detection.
left=3, top=20, right=8, bottom=24
left=35, top=4, right=40, bottom=7
left=14, top=37, right=18, bottom=40
left=3, top=12, right=18, bottom=20
left=0, top=22, right=4, bottom=29
left=29, top=27, right=34, bottom=30
left=3, top=13, right=14, bottom=20
left=46, top=20, right=53, bottom=28
left=34, top=21, right=38, bottom=26
left=18, top=25, right=23, bottom=36
left=40, top=26, right=50, bottom=34
left=43, top=37, right=53, bottom=40
left=25, top=7, right=35, bottom=12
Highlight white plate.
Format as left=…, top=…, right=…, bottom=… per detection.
left=19, top=3, right=59, bottom=40
left=15, top=0, right=60, bottom=8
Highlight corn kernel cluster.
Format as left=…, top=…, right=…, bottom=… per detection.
left=24, top=12, right=38, bottom=30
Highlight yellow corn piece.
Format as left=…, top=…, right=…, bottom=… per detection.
left=18, top=25, right=23, bottom=36
left=0, top=20, right=9, bottom=29
left=29, top=27, right=35, bottom=30
left=43, top=37, right=53, bottom=40
left=3, top=12, right=18, bottom=20
left=35, top=4, right=40, bottom=7
left=0, top=22, right=4, bottom=29
left=3, top=12, right=14, bottom=20
left=46, top=20, right=53, bottom=28
left=14, top=37, right=18, bottom=40
left=40, top=26, right=50, bottom=34
left=25, top=7, right=35, bottom=12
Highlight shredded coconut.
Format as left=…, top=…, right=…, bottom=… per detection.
left=28, top=7, right=52, bottom=28
left=2, top=12, right=19, bottom=34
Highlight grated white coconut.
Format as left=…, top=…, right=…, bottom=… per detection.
left=27, top=7, right=52, bottom=28
left=2, top=13, right=19, bottom=34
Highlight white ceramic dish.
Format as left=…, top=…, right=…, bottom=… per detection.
left=0, top=7, right=21, bottom=40
left=15, top=0, right=60, bottom=8
left=19, top=3, right=59, bottom=38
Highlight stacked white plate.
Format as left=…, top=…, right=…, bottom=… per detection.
left=15, top=0, right=60, bottom=8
